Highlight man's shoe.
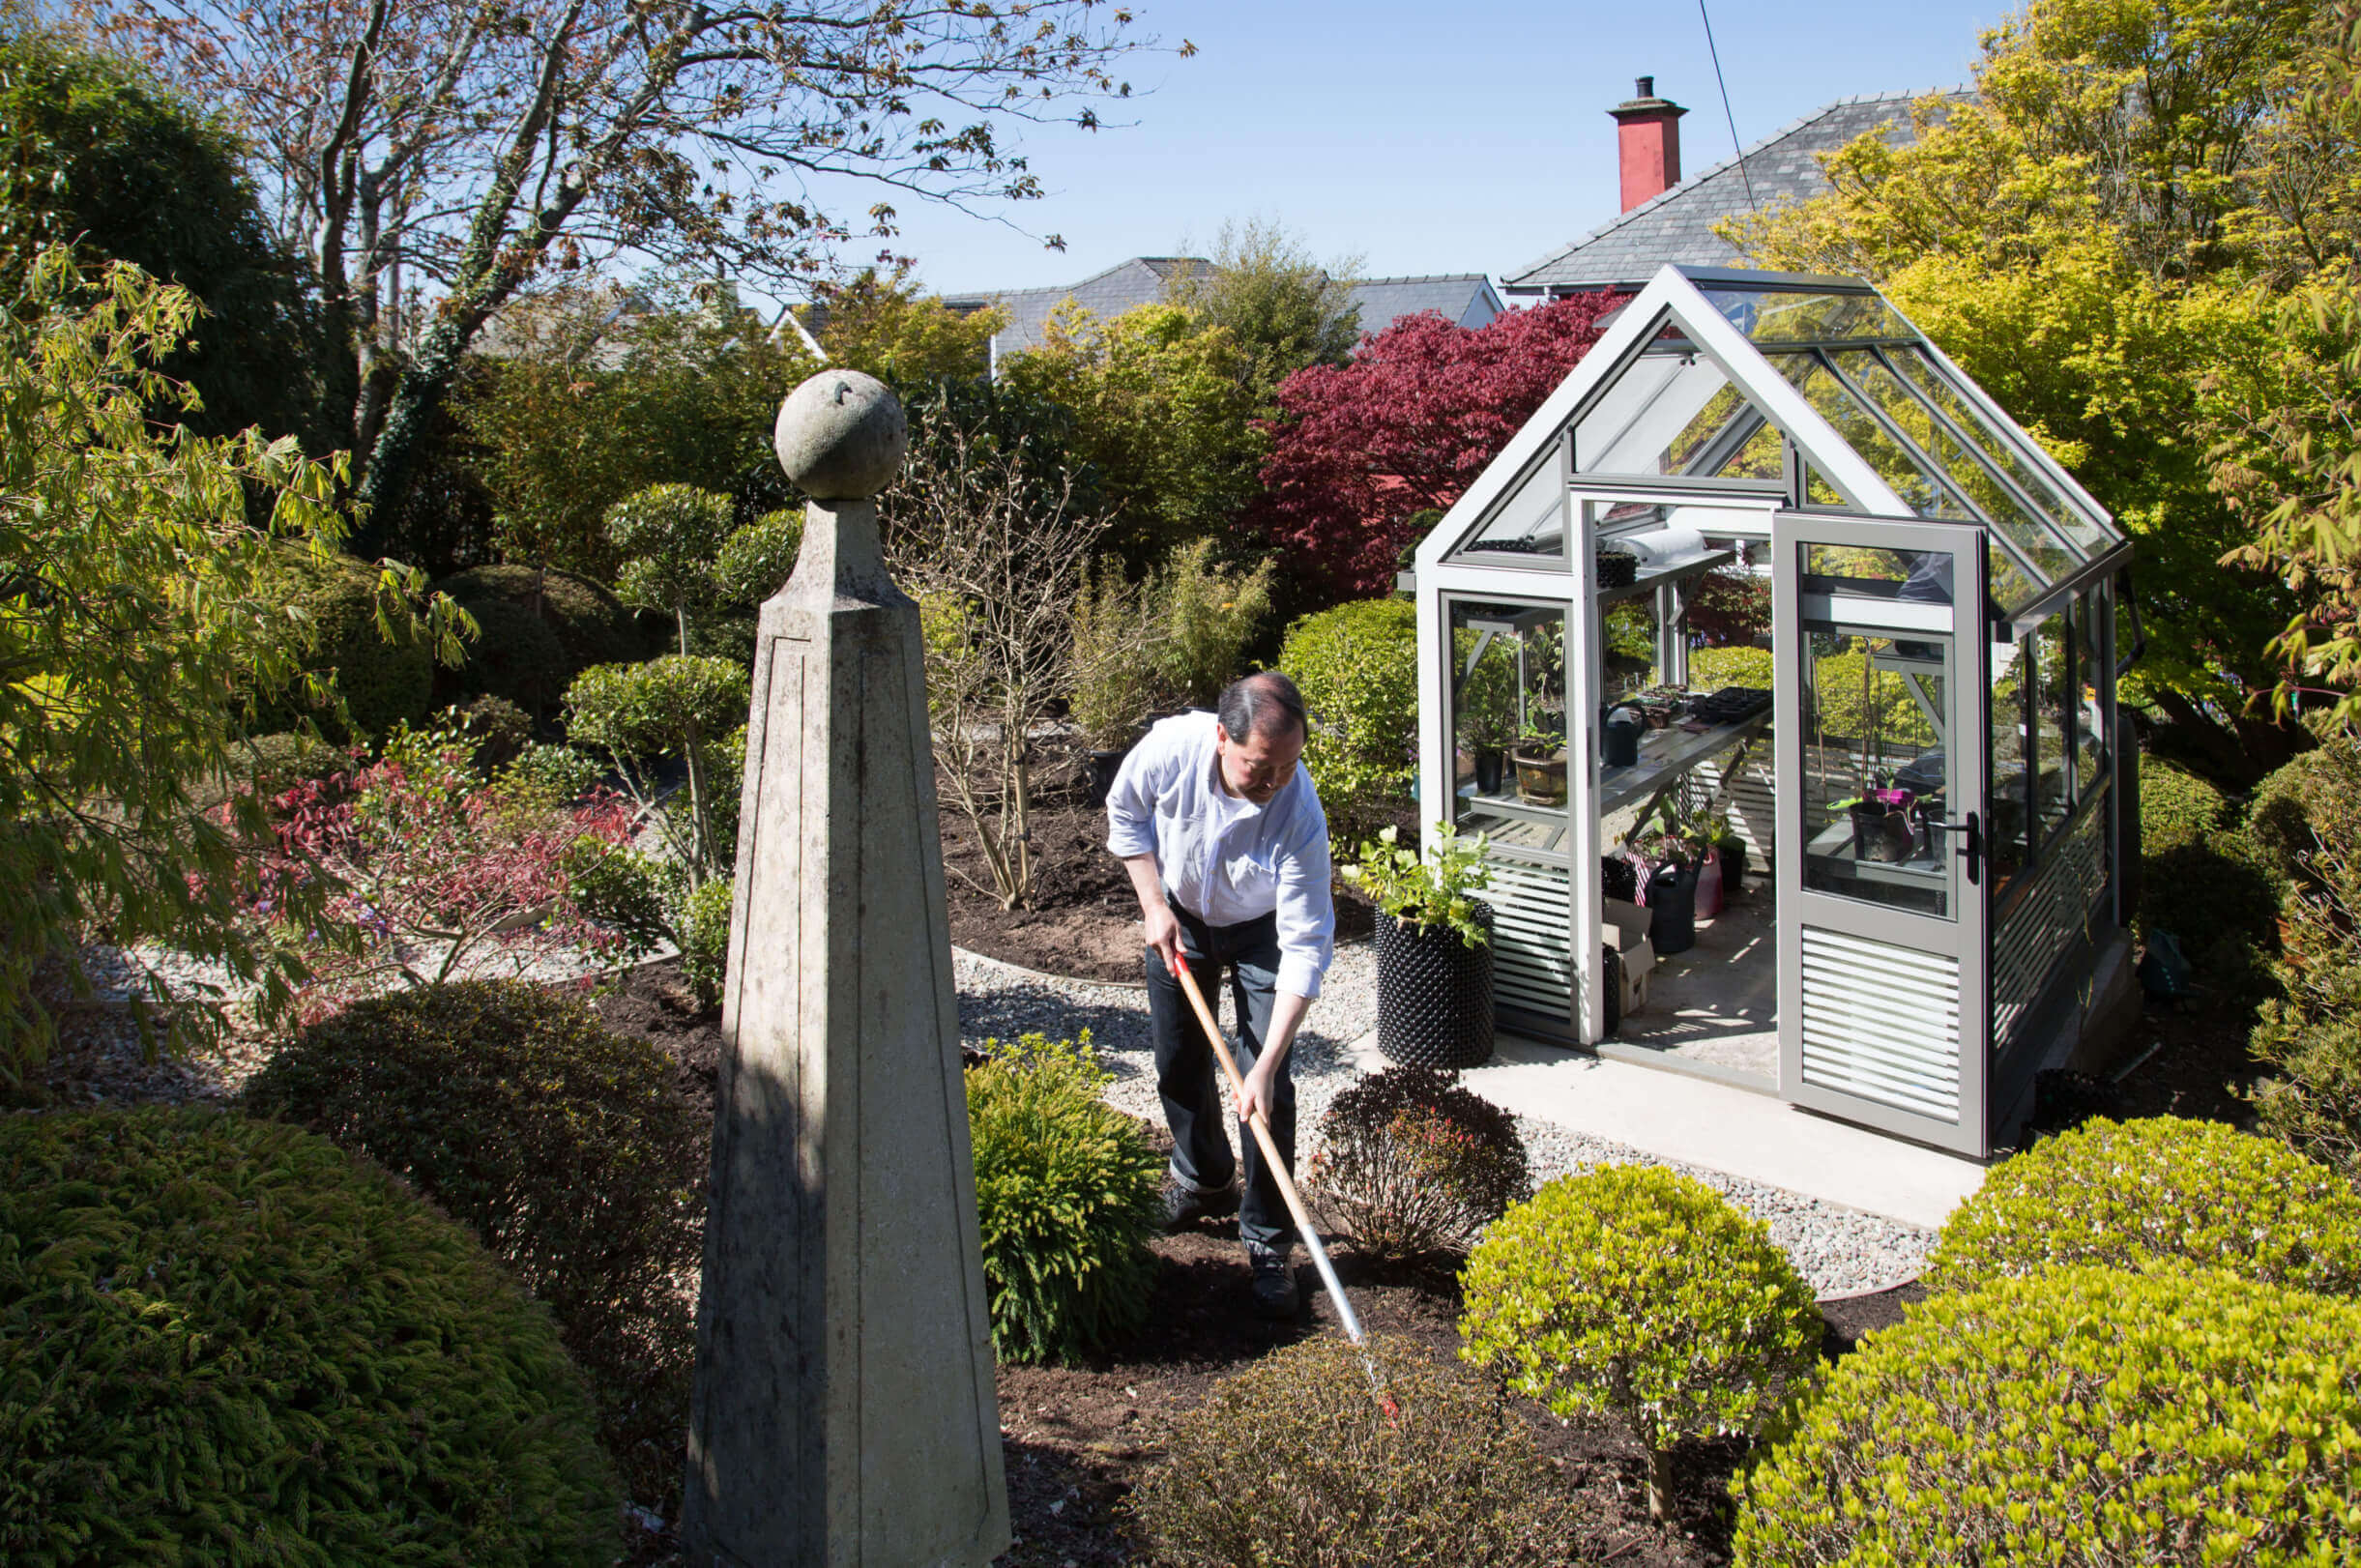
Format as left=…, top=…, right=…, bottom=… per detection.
left=1248, top=1247, right=1300, bottom=1319
left=1161, top=1174, right=1240, bottom=1232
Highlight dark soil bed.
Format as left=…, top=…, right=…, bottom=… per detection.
left=590, top=956, right=1913, bottom=1567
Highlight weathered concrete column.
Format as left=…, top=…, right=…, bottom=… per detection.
left=685, top=370, right=1007, bottom=1567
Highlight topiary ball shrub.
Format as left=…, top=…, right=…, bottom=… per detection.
left=1307, top=1064, right=1530, bottom=1263
left=243, top=979, right=704, bottom=1508
left=1926, top=1115, right=2361, bottom=1296
left=1128, top=1332, right=1576, bottom=1568
left=966, top=1032, right=1163, bottom=1365
left=449, top=594, right=570, bottom=713
left=452, top=693, right=535, bottom=771
left=250, top=545, right=434, bottom=742
left=1734, top=1264, right=2361, bottom=1567
left=1460, top=1165, right=1821, bottom=1520
left=0, top=1107, right=619, bottom=1567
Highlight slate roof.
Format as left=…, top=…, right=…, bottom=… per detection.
left=945, top=255, right=1210, bottom=359
left=1504, top=89, right=1973, bottom=295
left=1343, top=274, right=1501, bottom=334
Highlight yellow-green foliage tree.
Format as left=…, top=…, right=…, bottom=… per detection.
left=795, top=265, right=1004, bottom=387
left=0, top=251, right=462, bottom=1087
left=1723, top=0, right=2340, bottom=782
left=454, top=282, right=818, bottom=578
left=997, top=300, right=1268, bottom=564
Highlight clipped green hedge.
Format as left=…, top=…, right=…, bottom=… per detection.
left=450, top=594, right=571, bottom=712
left=1129, top=1333, right=1576, bottom=1567
left=249, top=546, right=433, bottom=742
left=1460, top=1165, right=1820, bottom=1517
left=1734, top=1264, right=2361, bottom=1567
left=967, top=1034, right=1162, bottom=1365
left=1278, top=596, right=1417, bottom=839
left=1927, top=1116, right=2361, bottom=1296
left=2139, top=753, right=2233, bottom=859
left=0, top=1107, right=618, bottom=1567
left=244, top=980, right=704, bottom=1509
left=434, top=564, right=643, bottom=681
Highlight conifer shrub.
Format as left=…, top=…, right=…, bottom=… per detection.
left=1926, top=1115, right=2361, bottom=1296
left=1460, top=1166, right=1821, bottom=1519
left=243, top=980, right=704, bottom=1506
left=0, top=1107, right=618, bottom=1566
left=1277, top=595, right=1417, bottom=839
left=1129, top=1332, right=1576, bottom=1568
left=1734, top=1264, right=2361, bottom=1567
left=1307, top=1064, right=1530, bottom=1262
left=966, top=1032, right=1162, bottom=1364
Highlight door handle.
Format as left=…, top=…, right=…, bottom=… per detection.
left=1926, top=811, right=1981, bottom=886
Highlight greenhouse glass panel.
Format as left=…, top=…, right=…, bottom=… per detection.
left=1881, top=347, right=2114, bottom=558
left=2075, top=590, right=2107, bottom=796
left=1447, top=599, right=1569, bottom=857
left=2032, top=613, right=2073, bottom=837
left=1702, top=287, right=1915, bottom=345
left=1453, top=453, right=1568, bottom=566
left=1772, top=353, right=2039, bottom=610
left=1828, top=349, right=2076, bottom=586
left=1573, top=350, right=1784, bottom=483
left=1989, top=635, right=2030, bottom=896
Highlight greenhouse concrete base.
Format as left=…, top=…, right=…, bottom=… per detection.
left=1349, top=1030, right=1989, bottom=1229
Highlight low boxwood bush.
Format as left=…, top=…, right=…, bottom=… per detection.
left=967, top=1032, right=1162, bottom=1365
left=1928, top=1115, right=2361, bottom=1296
left=243, top=980, right=704, bottom=1508
left=1278, top=595, right=1417, bottom=840
left=1460, top=1165, right=1821, bottom=1519
left=2139, top=752, right=2233, bottom=858
left=1307, top=1064, right=1530, bottom=1262
left=1734, top=1264, right=2361, bottom=1567
left=0, top=1107, right=618, bottom=1566
left=1128, top=1332, right=1576, bottom=1567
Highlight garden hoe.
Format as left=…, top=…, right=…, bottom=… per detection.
left=1168, top=956, right=1400, bottom=1423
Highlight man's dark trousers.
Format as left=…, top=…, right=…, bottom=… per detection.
left=1143, top=898, right=1296, bottom=1257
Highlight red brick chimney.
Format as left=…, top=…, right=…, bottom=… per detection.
left=1610, top=75, right=1687, bottom=212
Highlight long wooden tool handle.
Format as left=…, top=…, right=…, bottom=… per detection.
left=1168, top=957, right=1369, bottom=1349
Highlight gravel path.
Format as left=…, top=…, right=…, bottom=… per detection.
left=954, top=940, right=1934, bottom=1298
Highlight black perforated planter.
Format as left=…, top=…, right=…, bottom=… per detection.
left=1374, top=903, right=1495, bottom=1070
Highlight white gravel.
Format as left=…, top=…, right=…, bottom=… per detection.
left=953, top=940, right=1934, bottom=1299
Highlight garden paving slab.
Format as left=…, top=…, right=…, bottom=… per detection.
left=1345, top=1029, right=1989, bottom=1231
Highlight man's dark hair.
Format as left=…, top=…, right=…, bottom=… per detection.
left=1217, top=671, right=1307, bottom=743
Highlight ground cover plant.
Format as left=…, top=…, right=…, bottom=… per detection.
left=1461, top=1166, right=1822, bottom=1521
left=1927, top=1115, right=2361, bottom=1295
left=967, top=1032, right=1163, bottom=1366
left=0, top=1106, right=619, bottom=1566
left=1128, top=1331, right=1578, bottom=1568
left=1734, top=1263, right=2361, bottom=1567
left=243, top=979, right=705, bottom=1512
left=1309, top=1063, right=1530, bottom=1262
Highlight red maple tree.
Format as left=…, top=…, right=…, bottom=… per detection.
left=1253, top=293, right=1620, bottom=596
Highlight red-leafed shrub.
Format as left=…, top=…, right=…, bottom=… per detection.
left=1254, top=294, right=1618, bottom=596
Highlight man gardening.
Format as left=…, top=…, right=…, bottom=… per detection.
left=1104, top=671, right=1334, bottom=1319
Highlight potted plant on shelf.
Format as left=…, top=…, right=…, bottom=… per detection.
left=1630, top=801, right=1711, bottom=955
left=1341, top=823, right=1496, bottom=1069
left=1510, top=720, right=1568, bottom=806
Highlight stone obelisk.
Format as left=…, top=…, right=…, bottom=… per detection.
left=684, top=369, right=1008, bottom=1567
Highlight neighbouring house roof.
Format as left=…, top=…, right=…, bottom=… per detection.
left=943, top=255, right=1211, bottom=362
left=1503, top=89, right=1973, bottom=297
left=1343, top=274, right=1502, bottom=334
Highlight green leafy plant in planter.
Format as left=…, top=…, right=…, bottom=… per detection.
left=1343, top=824, right=1497, bottom=1068
left=1460, top=1165, right=1822, bottom=1522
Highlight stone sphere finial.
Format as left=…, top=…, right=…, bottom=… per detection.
left=774, top=369, right=908, bottom=502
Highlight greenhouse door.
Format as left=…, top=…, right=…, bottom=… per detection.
left=1772, top=512, right=1992, bottom=1155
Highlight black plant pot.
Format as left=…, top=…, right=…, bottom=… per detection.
left=1717, top=841, right=1748, bottom=894
left=1375, top=903, right=1495, bottom=1070
left=1647, top=863, right=1699, bottom=956
left=1085, top=746, right=1129, bottom=807
left=1472, top=746, right=1506, bottom=796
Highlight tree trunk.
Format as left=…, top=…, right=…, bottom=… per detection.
left=1645, top=1446, right=1674, bottom=1523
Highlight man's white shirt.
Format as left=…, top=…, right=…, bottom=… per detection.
left=1104, top=711, right=1335, bottom=1000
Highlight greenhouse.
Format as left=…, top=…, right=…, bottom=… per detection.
left=1410, top=264, right=2136, bottom=1157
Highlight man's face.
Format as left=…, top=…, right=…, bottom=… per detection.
left=1215, top=722, right=1303, bottom=805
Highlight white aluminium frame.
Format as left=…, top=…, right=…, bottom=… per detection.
left=1414, top=266, right=1917, bottom=1042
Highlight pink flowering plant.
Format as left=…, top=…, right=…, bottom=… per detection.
left=251, top=717, right=636, bottom=1019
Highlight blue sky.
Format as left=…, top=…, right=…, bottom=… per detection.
left=866, top=0, right=2011, bottom=298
